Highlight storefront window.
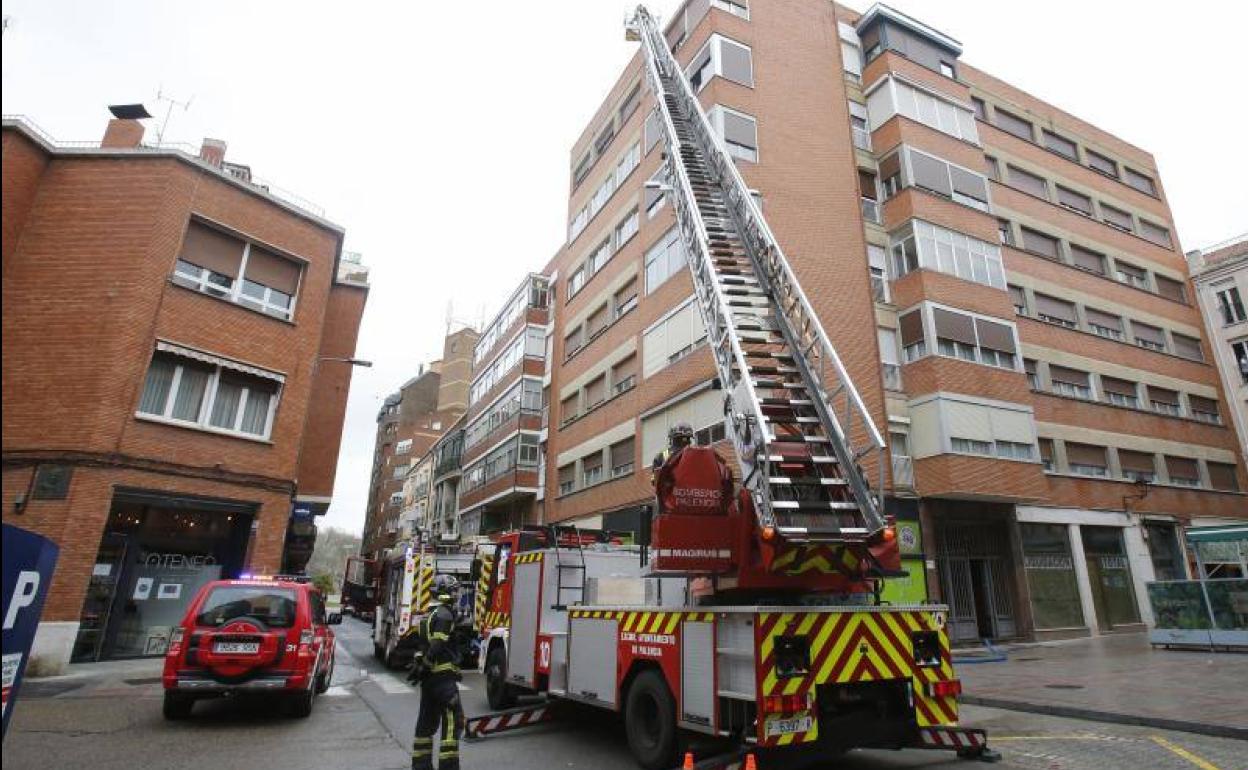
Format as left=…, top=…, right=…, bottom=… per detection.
left=1082, top=525, right=1141, bottom=629
left=1020, top=523, right=1084, bottom=629
left=1145, top=522, right=1185, bottom=581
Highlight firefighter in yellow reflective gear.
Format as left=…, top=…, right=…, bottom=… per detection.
left=409, top=574, right=465, bottom=770
left=650, top=421, right=694, bottom=486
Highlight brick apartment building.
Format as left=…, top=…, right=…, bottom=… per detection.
left=1, top=109, right=367, bottom=671
left=360, top=326, right=477, bottom=558
left=1188, top=234, right=1248, bottom=465
left=412, top=1, right=1247, bottom=644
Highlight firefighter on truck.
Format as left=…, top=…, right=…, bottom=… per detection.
left=407, top=575, right=467, bottom=770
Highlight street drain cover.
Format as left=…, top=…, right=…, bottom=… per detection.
left=123, top=677, right=162, bottom=686
left=1043, top=683, right=1084, bottom=690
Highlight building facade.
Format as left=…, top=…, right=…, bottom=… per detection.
left=1, top=111, right=367, bottom=671
left=1188, top=234, right=1248, bottom=461
left=421, top=0, right=1245, bottom=644
left=360, top=326, right=478, bottom=558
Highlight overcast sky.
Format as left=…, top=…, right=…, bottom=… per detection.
left=3, top=0, right=1245, bottom=535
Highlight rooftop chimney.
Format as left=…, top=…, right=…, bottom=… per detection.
left=199, top=138, right=227, bottom=167
left=102, top=104, right=151, bottom=149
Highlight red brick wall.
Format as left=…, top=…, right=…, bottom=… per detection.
left=1, top=130, right=49, bottom=270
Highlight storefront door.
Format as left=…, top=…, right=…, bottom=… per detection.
left=73, top=492, right=254, bottom=661
left=937, top=521, right=1017, bottom=643
left=1082, top=525, right=1140, bottom=631
left=1144, top=523, right=1185, bottom=581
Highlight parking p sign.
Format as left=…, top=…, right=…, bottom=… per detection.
left=2, top=523, right=59, bottom=739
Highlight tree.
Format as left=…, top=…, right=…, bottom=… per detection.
left=312, top=572, right=336, bottom=596
left=305, top=527, right=363, bottom=590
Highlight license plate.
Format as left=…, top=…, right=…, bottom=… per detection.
left=214, top=641, right=259, bottom=654
left=764, top=712, right=813, bottom=738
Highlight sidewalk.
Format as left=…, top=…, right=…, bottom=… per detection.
left=958, top=632, right=1248, bottom=739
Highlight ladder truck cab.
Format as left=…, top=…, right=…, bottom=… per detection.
left=471, top=6, right=993, bottom=768
left=373, top=540, right=477, bottom=669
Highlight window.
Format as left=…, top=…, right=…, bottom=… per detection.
left=174, top=221, right=301, bottom=320
left=616, top=209, right=640, bottom=248
left=393, top=463, right=409, bottom=480
left=951, top=437, right=993, bottom=455
left=396, top=439, right=413, bottom=455
left=1020, top=227, right=1060, bottom=261
left=868, top=244, right=889, bottom=302
left=879, top=327, right=901, bottom=390
left=1009, top=285, right=1028, bottom=315
left=572, top=153, right=592, bottom=188
left=568, top=142, right=642, bottom=242
left=879, top=153, right=901, bottom=199
left=1234, top=341, right=1248, bottom=383
left=985, top=156, right=1000, bottom=180
left=642, top=298, right=707, bottom=377
left=1086, top=308, right=1124, bottom=341
left=695, top=421, right=727, bottom=446
left=930, top=307, right=1018, bottom=369
left=1066, top=443, right=1108, bottom=476
left=1007, top=165, right=1049, bottom=200
left=1139, top=219, right=1172, bottom=248
left=1215, top=285, right=1247, bottom=324
left=611, top=437, right=636, bottom=477
left=618, top=85, right=641, bottom=124
left=709, top=105, right=758, bottom=162
left=1056, top=185, right=1093, bottom=216
left=1114, top=261, right=1149, bottom=290
left=1164, top=456, right=1201, bottom=487
left=518, top=433, right=540, bottom=467
left=1155, top=275, right=1186, bottom=304
left=612, top=355, right=638, bottom=395
left=971, top=97, right=986, bottom=120
left=939, top=61, right=955, bottom=78
left=1147, top=385, right=1181, bottom=416
left=645, top=169, right=667, bottom=218
left=645, top=227, right=688, bottom=293
left=1101, top=204, right=1134, bottom=233
left=712, top=0, right=750, bottom=19
left=993, top=109, right=1033, bottom=141
left=859, top=170, right=880, bottom=223
left=564, top=326, right=585, bottom=359
left=582, top=452, right=604, bottom=487
left=1024, top=358, right=1039, bottom=389
left=842, top=41, right=863, bottom=83
left=1038, top=438, right=1054, bottom=471
left=1069, top=243, right=1107, bottom=275
left=1124, top=167, right=1157, bottom=195
left=1034, top=293, right=1077, bottom=328
left=568, top=266, right=586, bottom=297
left=470, top=335, right=528, bottom=405
left=998, top=218, right=1014, bottom=246
left=1172, top=333, right=1203, bottom=361
left=584, top=375, right=607, bottom=410
left=996, top=440, right=1034, bottom=460
left=905, top=148, right=990, bottom=210
left=1087, top=150, right=1118, bottom=178
left=849, top=101, right=871, bottom=150
left=1020, top=523, right=1084, bottom=629
left=1042, top=130, right=1078, bottom=160
left=1101, top=376, right=1138, bottom=408
left=594, top=121, right=616, bottom=156
left=865, top=77, right=979, bottom=144
left=1049, top=365, right=1092, bottom=399
left=559, top=392, right=579, bottom=426
left=899, top=310, right=926, bottom=362
left=1188, top=395, right=1221, bottom=424
left=138, top=349, right=281, bottom=439
left=586, top=304, right=610, bottom=340
left=644, top=110, right=663, bottom=154
left=1207, top=462, right=1240, bottom=492
left=1118, top=450, right=1156, bottom=483
left=558, top=464, right=576, bottom=495
left=888, top=219, right=1006, bottom=289
left=1131, top=322, right=1166, bottom=353
left=686, top=35, right=754, bottom=92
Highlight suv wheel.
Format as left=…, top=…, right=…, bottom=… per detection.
left=163, top=692, right=194, bottom=720
left=288, top=688, right=315, bottom=718
left=316, top=654, right=334, bottom=694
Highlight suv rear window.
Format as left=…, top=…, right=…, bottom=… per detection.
left=195, top=586, right=299, bottom=628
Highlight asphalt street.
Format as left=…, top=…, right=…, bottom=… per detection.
left=5, top=616, right=1245, bottom=770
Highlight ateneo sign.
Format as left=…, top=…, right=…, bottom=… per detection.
left=2, top=523, right=60, bottom=738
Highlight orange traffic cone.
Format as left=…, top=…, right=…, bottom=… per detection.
left=682, top=751, right=695, bottom=770
left=743, top=753, right=757, bottom=770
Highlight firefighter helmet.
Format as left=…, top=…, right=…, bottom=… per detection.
left=433, top=574, right=459, bottom=604
left=669, top=422, right=694, bottom=446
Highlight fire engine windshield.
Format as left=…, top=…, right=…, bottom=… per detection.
left=196, top=586, right=298, bottom=628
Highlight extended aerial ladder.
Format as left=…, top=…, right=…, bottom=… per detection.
left=628, top=7, right=886, bottom=552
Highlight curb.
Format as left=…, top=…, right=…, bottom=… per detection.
left=961, top=695, right=1248, bottom=741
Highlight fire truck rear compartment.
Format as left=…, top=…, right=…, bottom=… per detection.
left=815, top=679, right=915, bottom=752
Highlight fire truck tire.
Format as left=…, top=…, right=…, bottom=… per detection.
left=485, top=646, right=518, bottom=710
left=624, top=669, right=677, bottom=770
left=162, top=692, right=194, bottom=720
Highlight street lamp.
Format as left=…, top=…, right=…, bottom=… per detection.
left=320, top=356, right=373, bottom=367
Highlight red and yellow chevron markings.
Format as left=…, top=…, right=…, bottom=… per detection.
left=481, top=610, right=510, bottom=630
left=769, top=544, right=862, bottom=576
left=757, top=610, right=957, bottom=746
left=473, top=551, right=495, bottom=633
left=568, top=609, right=714, bottom=635
left=514, top=552, right=544, bottom=565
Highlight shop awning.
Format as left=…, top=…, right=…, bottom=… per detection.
left=156, top=340, right=285, bottom=384
left=1185, top=524, right=1248, bottom=544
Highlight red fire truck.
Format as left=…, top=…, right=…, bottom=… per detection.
left=465, top=7, right=994, bottom=768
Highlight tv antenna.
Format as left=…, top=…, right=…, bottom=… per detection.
left=154, top=87, right=193, bottom=144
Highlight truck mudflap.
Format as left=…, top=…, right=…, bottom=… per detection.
left=464, top=702, right=558, bottom=738
left=756, top=608, right=959, bottom=748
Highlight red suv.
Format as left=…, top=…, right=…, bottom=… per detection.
left=161, top=576, right=340, bottom=719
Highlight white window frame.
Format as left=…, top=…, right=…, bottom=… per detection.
left=864, top=76, right=980, bottom=145
left=711, top=0, right=749, bottom=19
left=904, top=302, right=1021, bottom=372
left=173, top=235, right=300, bottom=322
left=644, top=227, right=687, bottom=294
left=889, top=219, right=1006, bottom=289
left=899, top=146, right=991, bottom=211
left=707, top=104, right=759, bottom=163
left=137, top=353, right=281, bottom=441
left=685, top=35, right=754, bottom=91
